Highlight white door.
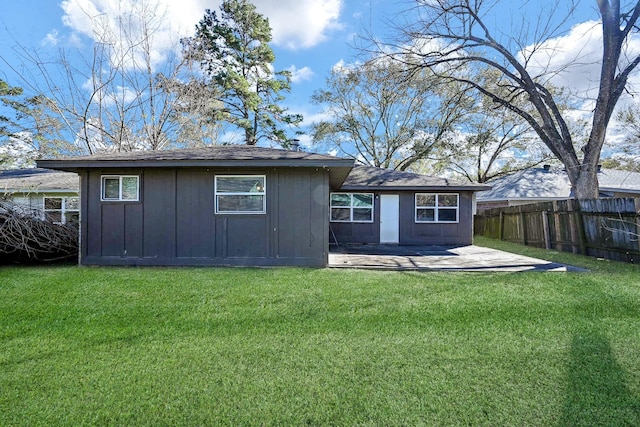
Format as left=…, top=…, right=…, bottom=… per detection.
left=380, top=194, right=399, bottom=243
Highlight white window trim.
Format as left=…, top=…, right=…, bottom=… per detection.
left=330, top=192, right=374, bottom=223
left=215, top=175, right=266, bottom=214
left=101, top=175, right=140, bottom=202
left=415, top=193, right=459, bottom=223
left=43, top=196, right=79, bottom=224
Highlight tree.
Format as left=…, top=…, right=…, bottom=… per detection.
left=158, top=75, right=224, bottom=148
left=443, top=68, right=554, bottom=183
left=182, top=0, right=302, bottom=146
left=0, top=79, right=73, bottom=167
left=446, top=117, right=552, bottom=183
left=602, top=103, right=640, bottom=171
left=311, top=59, right=468, bottom=170
left=0, top=199, right=78, bottom=263
left=379, top=0, right=640, bottom=199
left=1, top=0, right=210, bottom=155
left=0, top=79, right=23, bottom=136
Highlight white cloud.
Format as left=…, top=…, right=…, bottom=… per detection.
left=288, top=65, right=314, bottom=83
left=331, top=58, right=363, bottom=73
left=520, top=20, right=640, bottom=102
left=302, top=110, right=334, bottom=126
left=58, top=0, right=343, bottom=63
left=59, top=0, right=195, bottom=70
left=42, top=30, right=60, bottom=46
left=518, top=20, right=640, bottom=144
left=254, top=0, right=343, bottom=49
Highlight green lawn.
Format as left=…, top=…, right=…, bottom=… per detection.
left=2, top=242, right=640, bottom=426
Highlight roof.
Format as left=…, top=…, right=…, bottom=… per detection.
left=339, top=165, right=491, bottom=192
left=599, top=168, right=640, bottom=193
left=477, top=166, right=640, bottom=202
left=37, top=145, right=350, bottom=165
left=36, top=145, right=355, bottom=189
left=33, top=146, right=491, bottom=193
left=0, top=168, right=79, bottom=194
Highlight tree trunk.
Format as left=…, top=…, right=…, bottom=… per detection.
left=573, top=163, right=600, bottom=200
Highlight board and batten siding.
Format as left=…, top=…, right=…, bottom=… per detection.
left=330, top=191, right=475, bottom=246
left=81, top=168, right=329, bottom=266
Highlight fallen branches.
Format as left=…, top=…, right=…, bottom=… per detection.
left=0, top=198, right=78, bottom=263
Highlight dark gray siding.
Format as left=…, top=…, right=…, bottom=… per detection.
left=176, top=170, right=214, bottom=258
left=82, top=168, right=329, bottom=266
left=329, top=201, right=380, bottom=244
left=274, top=169, right=328, bottom=261
left=399, top=191, right=475, bottom=245
left=331, top=191, right=475, bottom=246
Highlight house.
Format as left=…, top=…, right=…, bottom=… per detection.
left=476, top=165, right=640, bottom=212
left=0, top=168, right=80, bottom=224
left=330, top=165, right=489, bottom=246
left=36, top=146, right=489, bottom=267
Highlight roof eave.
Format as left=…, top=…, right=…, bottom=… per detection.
left=339, top=185, right=491, bottom=192
left=477, top=196, right=570, bottom=202
left=36, top=158, right=355, bottom=170
left=36, top=158, right=356, bottom=190
left=599, top=186, right=640, bottom=193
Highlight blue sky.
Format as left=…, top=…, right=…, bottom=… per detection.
left=0, top=0, right=630, bottom=150
left=0, top=0, right=407, bottom=142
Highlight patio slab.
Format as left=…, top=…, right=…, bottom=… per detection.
left=328, top=244, right=586, bottom=272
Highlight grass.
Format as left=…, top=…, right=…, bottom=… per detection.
left=1, top=244, right=640, bottom=426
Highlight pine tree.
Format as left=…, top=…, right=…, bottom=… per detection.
left=183, top=0, right=302, bottom=146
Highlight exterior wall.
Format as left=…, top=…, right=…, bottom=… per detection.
left=331, top=191, right=476, bottom=246
left=611, top=191, right=640, bottom=198
left=2, top=192, right=79, bottom=218
left=476, top=200, right=509, bottom=213
left=81, top=168, right=329, bottom=266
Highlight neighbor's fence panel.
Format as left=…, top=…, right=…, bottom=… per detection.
left=475, top=198, right=640, bottom=263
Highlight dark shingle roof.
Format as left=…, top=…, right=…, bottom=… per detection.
left=37, top=145, right=355, bottom=189
left=0, top=168, right=79, bottom=193
left=34, top=146, right=491, bottom=192
left=38, top=145, right=348, bottom=164
left=340, top=165, right=490, bottom=191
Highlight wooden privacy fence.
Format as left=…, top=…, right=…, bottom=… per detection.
left=474, top=198, right=640, bottom=263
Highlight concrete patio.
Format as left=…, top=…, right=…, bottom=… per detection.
left=328, top=244, right=585, bottom=272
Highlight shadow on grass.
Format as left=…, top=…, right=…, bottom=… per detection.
left=560, top=331, right=640, bottom=426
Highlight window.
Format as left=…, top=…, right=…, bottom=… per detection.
left=415, top=193, right=459, bottom=223
left=215, top=175, right=266, bottom=214
left=330, top=193, right=374, bottom=222
left=43, top=197, right=79, bottom=224
left=101, top=176, right=139, bottom=201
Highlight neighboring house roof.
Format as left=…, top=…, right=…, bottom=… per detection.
left=477, top=166, right=640, bottom=202
left=339, top=165, right=491, bottom=192
left=599, top=169, right=640, bottom=194
left=37, top=145, right=356, bottom=189
left=0, top=168, right=79, bottom=194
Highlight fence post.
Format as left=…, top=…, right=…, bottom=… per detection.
left=552, top=201, right=562, bottom=251
left=635, top=198, right=640, bottom=254
left=499, top=211, right=504, bottom=241
left=572, top=199, right=588, bottom=255
left=520, top=210, right=527, bottom=245
left=542, top=210, right=551, bottom=250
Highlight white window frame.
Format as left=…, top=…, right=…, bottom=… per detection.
left=43, top=196, right=80, bottom=224
left=415, top=193, right=459, bottom=223
left=330, top=192, right=374, bottom=223
left=101, top=175, right=140, bottom=201
left=215, top=175, right=266, bottom=214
